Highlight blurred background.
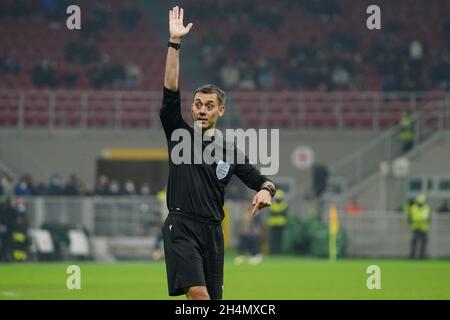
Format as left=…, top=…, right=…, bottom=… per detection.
left=0, top=0, right=450, bottom=265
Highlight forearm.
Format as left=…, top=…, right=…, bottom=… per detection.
left=164, top=37, right=181, bottom=91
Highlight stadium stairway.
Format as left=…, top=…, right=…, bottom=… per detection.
left=328, top=97, right=450, bottom=212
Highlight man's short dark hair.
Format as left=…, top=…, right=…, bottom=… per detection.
left=193, top=84, right=226, bottom=106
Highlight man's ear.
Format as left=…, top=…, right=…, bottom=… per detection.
left=219, top=105, right=225, bottom=117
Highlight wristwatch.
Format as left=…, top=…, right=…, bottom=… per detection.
left=261, top=182, right=276, bottom=198
left=168, top=42, right=181, bottom=50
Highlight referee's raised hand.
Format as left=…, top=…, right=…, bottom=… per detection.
left=251, top=190, right=272, bottom=216
left=169, top=6, right=193, bottom=41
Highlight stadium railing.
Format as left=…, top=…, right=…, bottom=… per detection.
left=1, top=90, right=449, bottom=130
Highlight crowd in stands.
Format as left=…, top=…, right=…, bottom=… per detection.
left=0, top=173, right=152, bottom=197
left=0, top=0, right=144, bottom=90
left=0, top=0, right=449, bottom=92
left=186, top=0, right=450, bottom=92
left=0, top=172, right=250, bottom=200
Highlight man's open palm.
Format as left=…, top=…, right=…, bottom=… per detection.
left=169, top=6, right=193, bottom=40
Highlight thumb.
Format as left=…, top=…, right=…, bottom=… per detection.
left=186, top=22, right=193, bottom=32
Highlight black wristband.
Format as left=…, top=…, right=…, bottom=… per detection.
left=261, top=185, right=276, bottom=198
left=168, top=42, right=181, bottom=50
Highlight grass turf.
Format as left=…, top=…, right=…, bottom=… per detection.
left=1, top=256, right=449, bottom=300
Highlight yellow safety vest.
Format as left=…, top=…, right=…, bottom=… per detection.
left=410, top=203, right=431, bottom=232
left=268, top=201, right=288, bottom=226
left=400, top=116, right=413, bottom=141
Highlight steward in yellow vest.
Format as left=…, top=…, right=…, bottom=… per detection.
left=268, top=189, right=288, bottom=254
left=408, top=194, right=431, bottom=259
left=399, top=112, right=414, bottom=153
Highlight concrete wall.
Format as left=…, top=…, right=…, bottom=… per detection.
left=0, top=128, right=378, bottom=197
left=353, top=132, right=450, bottom=211
left=341, top=212, right=450, bottom=258
left=0, top=129, right=167, bottom=187
left=409, top=135, right=450, bottom=175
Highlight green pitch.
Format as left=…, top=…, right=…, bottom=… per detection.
left=1, top=256, right=449, bottom=299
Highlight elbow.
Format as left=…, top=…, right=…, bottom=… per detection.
left=164, top=83, right=178, bottom=91
left=164, top=72, right=178, bottom=91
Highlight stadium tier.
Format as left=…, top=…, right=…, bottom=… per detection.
left=1, top=0, right=449, bottom=129
left=1, top=0, right=450, bottom=293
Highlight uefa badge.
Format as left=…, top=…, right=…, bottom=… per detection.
left=216, top=160, right=230, bottom=180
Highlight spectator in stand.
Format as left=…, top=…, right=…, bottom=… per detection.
left=108, top=180, right=121, bottom=196
left=21, top=174, right=39, bottom=196
left=139, top=183, right=150, bottom=196
left=32, top=60, right=58, bottom=87
left=0, top=55, right=21, bottom=75
left=46, top=174, right=64, bottom=195
left=87, top=54, right=127, bottom=89
left=219, top=59, right=240, bottom=89
left=123, top=180, right=137, bottom=196
left=95, top=175, right=110, bottom=195
left=64, top=174, right=82, bottom=196
left=33, top=178, right=48, bottom=196
left=255, top=58, right=275, bottom=90
left=238, top=62, right=256, bottom=90
left=331, top=64, right=351, bottom=90
left=124, top=64, right=141, bottom=89
left=14, top=176, right=30, bottom=197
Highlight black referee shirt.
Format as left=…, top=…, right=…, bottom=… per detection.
left=160, top=87, right=270, bottom=223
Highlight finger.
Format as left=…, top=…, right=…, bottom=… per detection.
left=252, top=195, right=258, bottom=205
left=186, top=22, right=193, bottom=32
left=180, top=8, right=184, bottom=23
left=174, top=6, right=179, bottom=20
left=169, top=10, right=172, bottom=21
left=251, top=203, right=259, bottom=216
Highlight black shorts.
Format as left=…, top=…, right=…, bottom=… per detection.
left=162, top=212, right=224, bottom=299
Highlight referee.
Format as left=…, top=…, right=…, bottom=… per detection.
left=160, top=6, right=276, bottom=300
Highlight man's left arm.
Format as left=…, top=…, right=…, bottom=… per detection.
left=234, top=159, right=276, bottom=216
